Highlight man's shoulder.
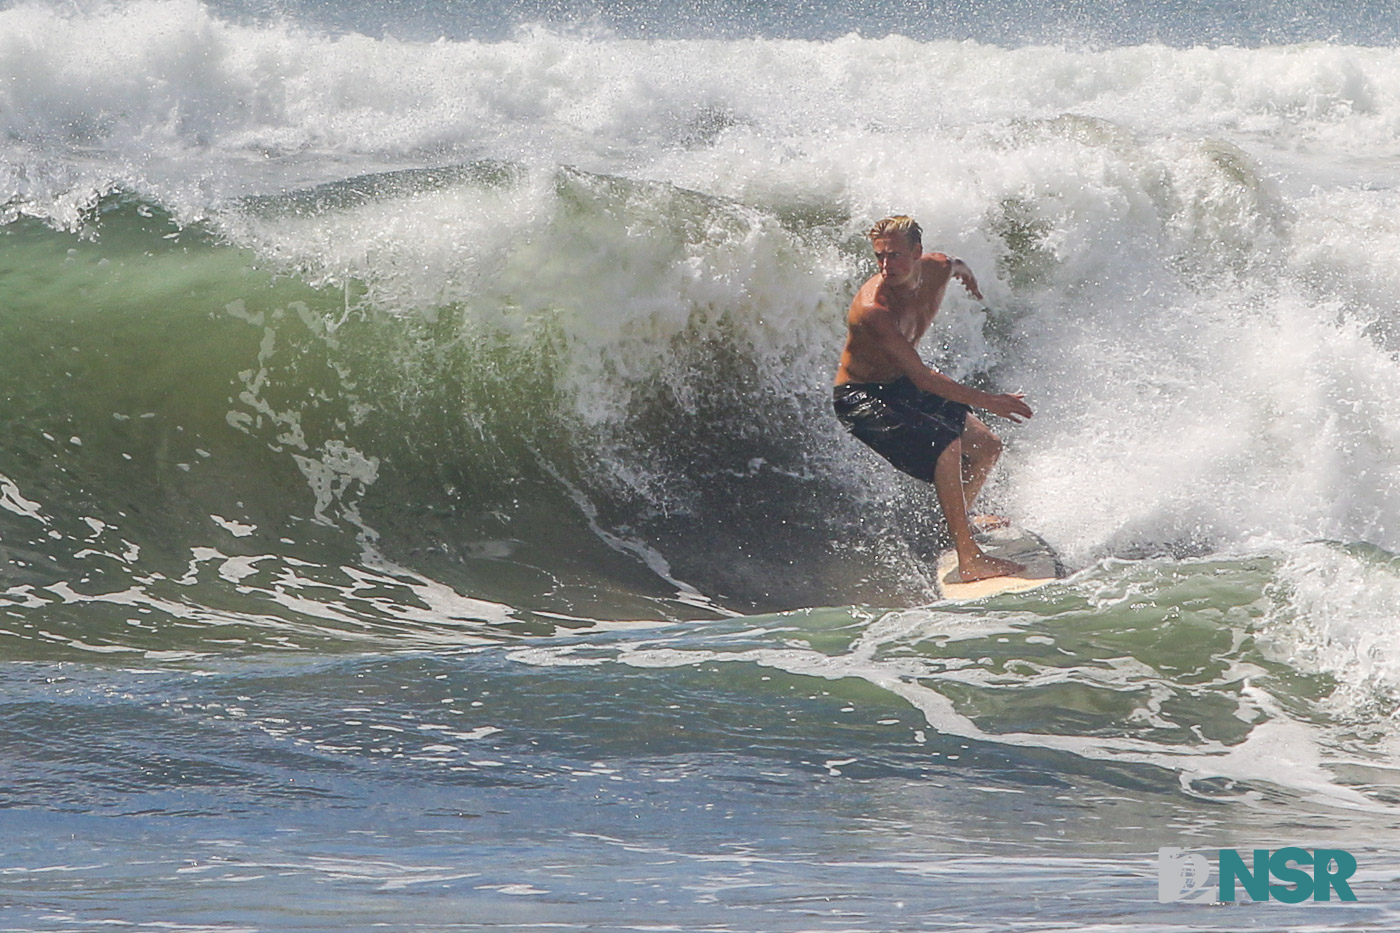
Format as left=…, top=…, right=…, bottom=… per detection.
left=851, top=278, right=896, bottom=318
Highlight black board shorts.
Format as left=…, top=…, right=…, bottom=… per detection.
left=833, top=377, right=970, bottom=482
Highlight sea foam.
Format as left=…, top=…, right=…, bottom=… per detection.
left=5, top=1, right=1400, bottom=569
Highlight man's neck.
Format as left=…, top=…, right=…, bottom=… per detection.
left=885, top=267, right=921, bottom=299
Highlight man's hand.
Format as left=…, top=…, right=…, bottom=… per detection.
left=950, top=258, right=983, bottom=302
left=983, top=392, right=1032, bottom=424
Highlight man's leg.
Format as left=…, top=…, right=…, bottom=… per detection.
left=933, top=437, right=1024, bottom=583
left=960, top=414, right=1003, bottom=512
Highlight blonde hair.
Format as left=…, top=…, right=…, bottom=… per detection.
left=868, top=215, right=922, bottom=248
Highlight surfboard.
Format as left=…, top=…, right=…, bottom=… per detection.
left=935, top=525, right=1063, bottom=601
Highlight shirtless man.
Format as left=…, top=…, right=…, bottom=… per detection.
left=833, top=215, right=1033, bottom=583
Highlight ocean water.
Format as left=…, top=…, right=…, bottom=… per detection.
left=6, top=0, right=1400, bottom=929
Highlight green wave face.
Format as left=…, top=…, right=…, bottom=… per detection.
left=0, top=177, right=921, bottom=652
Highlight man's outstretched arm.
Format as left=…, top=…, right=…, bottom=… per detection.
left=850, top=306, right=1031, bottom=423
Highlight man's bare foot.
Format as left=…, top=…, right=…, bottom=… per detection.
left=970, top=513, right=1010, bottom=533
left=950, top=553, right=1025, bottom=583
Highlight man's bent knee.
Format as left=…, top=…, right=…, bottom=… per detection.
left=964, top=423, right=1002, bottom=462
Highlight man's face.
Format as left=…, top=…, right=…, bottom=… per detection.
left=871, top=234, right=921, bottom=285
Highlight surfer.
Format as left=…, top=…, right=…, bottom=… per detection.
left=834, top=215, right=1033, bottom=583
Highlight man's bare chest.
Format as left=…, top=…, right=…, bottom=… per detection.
left=887, top=302, right=936, bottom=343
